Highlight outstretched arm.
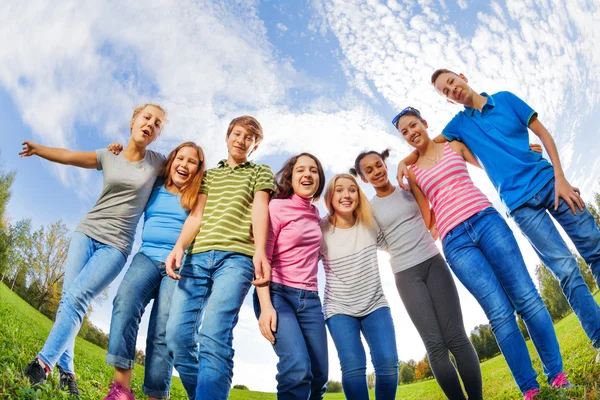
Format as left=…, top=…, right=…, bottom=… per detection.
left=529, top=117, right=583, bottom=214
left=20, top=141, right=97, bottom=169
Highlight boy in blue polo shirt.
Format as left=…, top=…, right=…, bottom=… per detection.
left=398, top=69, right=600, bottom=366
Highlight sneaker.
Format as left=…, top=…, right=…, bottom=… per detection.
left=24, top=358, right=48, bottom=386
left=523, top=388, right=539, bottom=400
left=104, top=381, right=136, bottom=400
left=551, top=372, right=574, bottom=389
left=58, top=368, right=81, bottom=398
left=596, top=348, right=600, bottom=363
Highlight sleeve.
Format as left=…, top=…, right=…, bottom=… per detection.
left=265, top=201, right=282, bottom=264
left=504, top=91, right=537, bottom=127
left=441, top=114, right=460, bottom=142
left=199, top=170, right=211, bottom=195
left=254, top=164, right=275, bottom=195
left=95, top=148, right=108, bottom=171
left=375, top=220, right=389, bottom=251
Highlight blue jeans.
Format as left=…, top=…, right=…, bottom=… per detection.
left=166, top=250, right=254, bottom=400
left=326, top=307, right=398, bottom=400
left=38, top=232, right=126, bottom=374
left=510, top=178, right=600, bottom=347
left=252, top=283, right=328, bottom=400
left=442, top=208, right=563, bottom=394
left=106, top=252, right=177, bottom=398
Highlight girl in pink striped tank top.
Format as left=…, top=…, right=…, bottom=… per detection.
left=394, top=107, right=569, bottom=398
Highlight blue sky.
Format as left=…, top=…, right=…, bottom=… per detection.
left=2, top=0, right=600, bottom=392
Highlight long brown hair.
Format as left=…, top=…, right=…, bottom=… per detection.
left=323, top=173, right=374, bottom=230
left=161, top=142, right=205, bottom=210
left=274, top=153, right=325, bottom=200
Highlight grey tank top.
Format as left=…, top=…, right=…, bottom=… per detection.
left=371, top=186, right=439, bottom=273
left=76, top=149, right=165, bottom=256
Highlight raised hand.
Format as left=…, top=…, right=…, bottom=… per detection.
left=19, top=141, right=39, bottom=157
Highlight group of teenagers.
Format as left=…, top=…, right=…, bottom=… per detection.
left=19, top=68, right=600, bottom=400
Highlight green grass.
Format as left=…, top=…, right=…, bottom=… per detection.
left=1, top=283, right=599, bottom=399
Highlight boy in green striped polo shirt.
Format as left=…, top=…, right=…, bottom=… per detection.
left=165, top=116, right=274, bottom=400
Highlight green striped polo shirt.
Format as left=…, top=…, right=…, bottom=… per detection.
left=190, top=159, right=275, bottom=256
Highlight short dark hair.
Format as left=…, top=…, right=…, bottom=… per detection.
left=350, top=149, right=390, bottom=178
left=274, top=153, right=326, bottom=200
left=431, top=68, right=459, bottom=85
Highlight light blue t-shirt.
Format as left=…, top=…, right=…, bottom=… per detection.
left=442, top=91, right=554, bottom=211
left=139, top=184, right=190, bottom=263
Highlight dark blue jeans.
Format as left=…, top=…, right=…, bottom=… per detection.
left=253, top=283, right=328, bottom=400
left=442, top=207, right=563, bottom=394
left=106, top=252, right=177, bottom=398
left=326, top=307, right=398, bottom=400
left=510, top=177, right=600, bottom=348
left=166, top=250, right=254, bottom=400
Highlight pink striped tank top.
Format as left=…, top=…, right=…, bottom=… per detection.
left=412, top=142, right=492, bottom=240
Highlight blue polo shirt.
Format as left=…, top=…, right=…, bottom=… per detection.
left=442, top=91, right=554, bottom=211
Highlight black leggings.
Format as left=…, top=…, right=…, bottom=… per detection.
left=395, top=253, right=483, bottom=400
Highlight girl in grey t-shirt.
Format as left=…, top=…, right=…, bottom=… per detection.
left=21, top=104, right=166, bottom=397
left=352, top=149, right=482, bottom=400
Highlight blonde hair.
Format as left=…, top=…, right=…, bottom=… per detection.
left=161, top=142, right=205, bottom=210
left=131, top=103, right=167, bottom=133
left=323, top=173, right=374, bottom=230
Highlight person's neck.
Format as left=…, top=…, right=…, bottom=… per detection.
left=122, top=140, right=146, bottom=162
left=332, top=211, right=356, bottom=229
left=374, top=180, right=395, bottom=197
left=468, top=91, right=487, bottom=112
left=226, top=155, right=247, bottom=168
left=417, top=138, right=436, bottom=157
left=165, top=182, right=182, bottom=195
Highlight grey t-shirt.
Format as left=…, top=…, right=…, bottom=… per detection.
left=76, top=149, right=165, bottom=256
left=371, top=187, right=439, bottom=273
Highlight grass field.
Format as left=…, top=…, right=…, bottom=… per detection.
left=1, top=282, right=599, bottom=399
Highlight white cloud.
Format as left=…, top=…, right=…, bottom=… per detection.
left=276, top=22, right=289, bottom=32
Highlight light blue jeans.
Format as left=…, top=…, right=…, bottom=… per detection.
left=442, top=207, right=563, bottom=394
left=510, top=178, right=600, bottom=348
left=106, top=252, right=177, bottom=398
left=166, top=250, right=254, bottom=400
left=38, top=231, right=126, bottom=374
left=326, top=307, right=398, bottom=400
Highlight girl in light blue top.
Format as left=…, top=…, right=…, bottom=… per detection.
left=103, top=142, right=205, bottom=400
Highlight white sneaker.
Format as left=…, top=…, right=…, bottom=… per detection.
left=596, top=348, right=600, bottom=363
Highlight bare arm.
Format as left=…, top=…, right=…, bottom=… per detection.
left=256, top=284, right=277, bottom=344
left=449, top=141, right=482, bottom=169
left=165, top=193, right=208, bottom=279
left=251, top=190, right=272, bottom=286
left=408, top=169, right=433, bottom=229
left=20, top=141, right=97, bottom=169
left=529, top=118, right=583, bottom=213
left=397, top=134, right=448, bottom=189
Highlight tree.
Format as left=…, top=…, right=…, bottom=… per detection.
left=367, top=372, right=375, bottom=389
left=536, top=262, right=571, bottom=321
left=469, top=324, right=500, bottom=361
left=399, top=362, right=415, bottom=384
left=586, top=192, right=600, bottom=228
left=25, top=220, right=70, bottom=319
left=233, top=384, right=249, bottom=390
left=135, top=349, right=146, bottom=366
left=414, top=354, right=433, bottom=380
left=3, top=219, right=32, bottom=289
left=0, top=154, right=16, bottom=278
left=325, top=380, right=342, bottom=393
left=576, top=253, right=597, bottom=293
